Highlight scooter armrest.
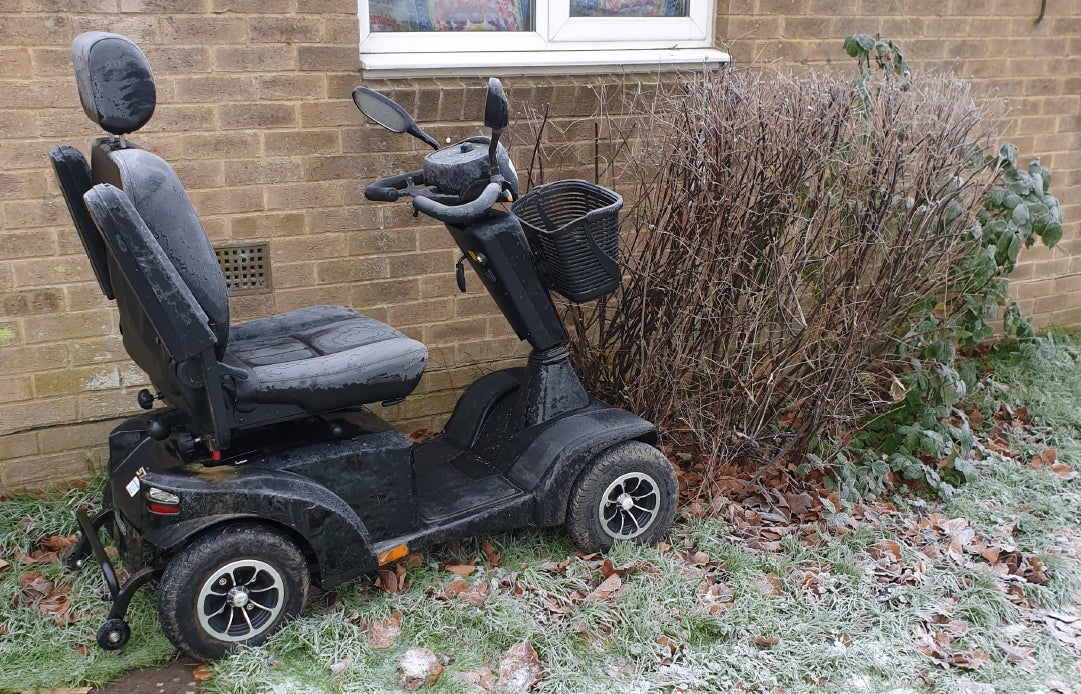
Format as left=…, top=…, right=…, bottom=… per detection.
left=83, top=184, right=217, bottom=362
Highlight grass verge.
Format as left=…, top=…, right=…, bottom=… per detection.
left=0, top=335, right=1079, bottom=693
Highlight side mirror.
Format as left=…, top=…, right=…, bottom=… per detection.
left=352, top=87, right=439, bottom=151
left=483, top=78, right=510, bottom=131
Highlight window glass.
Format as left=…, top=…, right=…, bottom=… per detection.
left=369, top=0, right=534, bottom=32
left=569, top=0, right=687, bottom=17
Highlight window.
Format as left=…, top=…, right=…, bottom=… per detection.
left=358, top=0, right=727, bottom=74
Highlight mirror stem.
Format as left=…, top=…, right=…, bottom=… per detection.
left=411, top=126, right=440, bottom=151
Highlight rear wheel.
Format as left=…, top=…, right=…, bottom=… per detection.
left=158, top=524, right=309, bottom=661
left=565, top=441, right=678, bottom=553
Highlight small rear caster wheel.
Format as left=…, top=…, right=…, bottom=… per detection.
left=158, top=524, right=310, bottom=661
left=61, top=544, right=87, bottom=571
left=96, top=618, right=131, bottom=650
left=566, top=440, right=678, bottom=553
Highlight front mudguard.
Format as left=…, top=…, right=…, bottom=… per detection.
left=510, top=404, right=659, bottom=527
left=114, top=466, right=377, bottom=588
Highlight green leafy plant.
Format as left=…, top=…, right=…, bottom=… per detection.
left=823, top=37, right=1064, bottom=499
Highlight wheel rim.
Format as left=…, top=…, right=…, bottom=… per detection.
left=196, top=559, right=285, bottom=642
left=597, top=471, right=661, bottom=541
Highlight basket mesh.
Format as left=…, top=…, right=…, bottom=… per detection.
left=512, top=180, right=622, bottom=302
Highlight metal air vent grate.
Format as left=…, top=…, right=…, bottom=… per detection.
left=215, top=242, right=272, bottom=295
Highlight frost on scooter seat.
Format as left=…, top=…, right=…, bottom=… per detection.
left=50, top=32, right=428, bottom=453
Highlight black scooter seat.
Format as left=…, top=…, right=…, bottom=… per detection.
left=227, top=306, right=428, bottom=412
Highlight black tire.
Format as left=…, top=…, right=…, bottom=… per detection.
left=96, top=618, right=130, bottom=650
left=157, top=523, right=310, bottom=661
left=566, top=440, right=678, bottom=553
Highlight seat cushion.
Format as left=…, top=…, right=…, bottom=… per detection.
left=227, top=305, right=428, bottom=413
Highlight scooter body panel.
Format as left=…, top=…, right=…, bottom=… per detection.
left=104, top=409, right=416, bottom=587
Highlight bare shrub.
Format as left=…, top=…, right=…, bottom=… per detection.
left=552, top=67, right=998, bottom=498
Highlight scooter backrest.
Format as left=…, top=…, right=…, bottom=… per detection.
left=91, top=145, right=231, bottom=356
left=71, top=32, right=155, bottom=136
left=84, top=183, right=221, bottom=440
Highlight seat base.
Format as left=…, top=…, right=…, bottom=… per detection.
left=228, top=306, right=428, bottom=414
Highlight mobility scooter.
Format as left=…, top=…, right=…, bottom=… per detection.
left=55, top=32, right=677, bottom=661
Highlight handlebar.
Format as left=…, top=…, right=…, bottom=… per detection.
left=363, top=170, right=423, bottom=203
left=412, top=181, right=503, bottom=226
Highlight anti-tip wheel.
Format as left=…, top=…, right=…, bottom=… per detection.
left=565, top=440, right=679, bottom=553
left=96, top=618, right=131, bottom=650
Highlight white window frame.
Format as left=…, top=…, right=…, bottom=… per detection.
left=358, top=0, right=728, bottom=76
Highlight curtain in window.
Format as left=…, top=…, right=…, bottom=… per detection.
left=368, top=0, right=688, bottom=32
left=369, top=0, right=532, bottom=32
left=569, top=0, right=687, bottom=17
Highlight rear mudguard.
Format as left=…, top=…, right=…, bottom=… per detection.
left=115, top=465, right=376, bottom=587
left=512, top=404, right=658, bottom=527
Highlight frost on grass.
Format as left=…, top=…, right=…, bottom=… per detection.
left=3, top=343, right=1081, bottom=692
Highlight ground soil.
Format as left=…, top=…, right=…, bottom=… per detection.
left=91, top=656, right=203, bottom=694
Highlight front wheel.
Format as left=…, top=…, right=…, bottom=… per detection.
left=565, top=441, right=678, bottom=553
left=157, top=524, right=310, bottom=661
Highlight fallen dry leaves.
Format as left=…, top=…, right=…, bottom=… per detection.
left=365, top=612, right=402, bottom=649
left=375, top=563, right=412, bottom=594
left=496, top=641, right=546, bottom=693
left=18, top=570, right=82, bottom=626
left=398, top=647, right=448, bottom=691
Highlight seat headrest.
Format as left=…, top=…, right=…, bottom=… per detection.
left=71, top=32, right=156, bottom=136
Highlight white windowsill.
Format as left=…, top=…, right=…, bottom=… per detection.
left=360, top=48, right=730, bottom=79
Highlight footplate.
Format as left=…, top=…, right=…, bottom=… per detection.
left=71, top=507, right=163, bottom=650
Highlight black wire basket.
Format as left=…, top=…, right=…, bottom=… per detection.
left=512, top=179, right=622, bottom=303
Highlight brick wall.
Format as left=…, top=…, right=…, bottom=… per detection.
left=0, top=0, right=1078, bottom=489
left=0, top=1, right=616, bottom=489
